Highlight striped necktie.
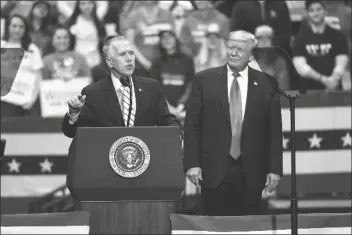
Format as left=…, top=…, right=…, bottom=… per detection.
left=120, top=76, right=135, bottom=127
left=229, top=72, right=242, bottom=159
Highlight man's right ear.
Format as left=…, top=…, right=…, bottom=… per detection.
left=105, top=57, right=112, bottom=68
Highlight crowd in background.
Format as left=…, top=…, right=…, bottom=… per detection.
left=0, top=0, right=351, bottom=119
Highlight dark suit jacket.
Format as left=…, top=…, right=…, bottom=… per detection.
left=62, top=75, right=180, bottom=138
left=183, top=65, right=283, bottom=192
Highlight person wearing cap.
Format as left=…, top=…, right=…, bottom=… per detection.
left=194, top=23, right=227, bottom=73
left=183, top=30, right=282, bottom=216
left=254, top=25, right=290, bottom=90
left=292, top=0, right=349, bottom=90
left=149, top=26, right=195, bottom=121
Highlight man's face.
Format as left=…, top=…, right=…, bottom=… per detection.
left=227, top=39, right=252, bottom=71
left=106, top=40, right=135, bottom=76
left=257, top=36, right=272, bottom=48
left=307, top=3, right=325, bottom=24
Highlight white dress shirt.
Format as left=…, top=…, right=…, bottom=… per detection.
left=227, top=64, right=248, bottom=121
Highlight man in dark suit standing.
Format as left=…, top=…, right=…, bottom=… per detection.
left=183, top=30, right=283, bottom=216
left=62, top=36, right=180, bottom=138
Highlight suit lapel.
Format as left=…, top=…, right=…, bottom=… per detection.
left=102, top=77, right=125, bottom=126
left=131, top=75, right=142, bottom=125
left=242, top=67, right=261, bottom=131
left=218, top=65, right=231, bottom=129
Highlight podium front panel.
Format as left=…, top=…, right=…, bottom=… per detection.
left=67, top=127, right=184, bottom=201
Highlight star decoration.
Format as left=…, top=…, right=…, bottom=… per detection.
left=283, top=136, right=289, bottom=149
left=7, top=159, right=21, bottom=173
left=341, top=132, right=351, bottom=147
left=39, top=158, right=53, bottom=173
left=308, top=133, right=323, bottom=148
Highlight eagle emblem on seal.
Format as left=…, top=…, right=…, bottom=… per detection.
left=109, top=136, right=151, bottom=178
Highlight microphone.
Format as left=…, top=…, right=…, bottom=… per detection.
left=119, top=76, right=130, bottom=87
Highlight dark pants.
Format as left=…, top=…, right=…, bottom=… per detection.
left=201, top=156, right=262, bottom=216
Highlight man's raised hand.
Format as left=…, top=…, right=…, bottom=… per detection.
left=68, top=94, right=86, bottom=116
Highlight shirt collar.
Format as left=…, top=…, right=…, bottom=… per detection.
left=111, top=73, right=123, bottom=91
left=310, top=22, right=326, bottom=34
left=227, top=64, right=248, bottom=78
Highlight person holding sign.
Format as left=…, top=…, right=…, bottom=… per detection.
left=1, top=14, right=43, bottom=117
left=62, top=35, right=181, bottom=139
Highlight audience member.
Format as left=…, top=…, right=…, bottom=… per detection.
left=170, top=4, right=196, bottom=57
left=56, top=0, right=108, bottom=24
left=42, top=26, right=91, bottom=81
left=300, top=1, right=351, bottom=53
left=122, top=0, right=175, bottom=77
left=1, top=14, right=43, bottom=116
left=292, top=0, right=349, bottom=91
left=254, top=25, right=290, bottom=90
left=185, top=0, right=229, bottom=58
left=103, top=0, right=126, bottom=35
left=149, top=26, right=195, bottom=120
left=194, top=23, right=227, bottom=73
left=231, top=0, right=292, bottom=56
left=27, top=1, right=55, bottom=56
left=1, top=1, right=36, bottom=18
left=66, top=0, right=106, bottom=69
left=213, top=0, right=237, bottom=18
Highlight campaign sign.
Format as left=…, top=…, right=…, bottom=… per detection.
left=1, top=48, right=25, bottom=97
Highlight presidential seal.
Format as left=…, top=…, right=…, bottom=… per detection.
left=109, top=136, right=150, bottom=178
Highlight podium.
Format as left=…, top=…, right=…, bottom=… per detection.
left=67, top=127, right=185, bottom=234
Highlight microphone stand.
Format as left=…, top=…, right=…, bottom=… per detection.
left=281, top=90, right=300, bottom=235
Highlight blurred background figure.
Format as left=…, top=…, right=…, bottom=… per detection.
left=184, top=0, right=229, bottom=59
left=1, top=1, right=39, bottom=18
left=230, top=0, right=292, bottom=56
left=122, top=0, right=174, bottom=77
left=1, top=1, right=59, bottom=22
left=169, top=3, right=196, bottom=57
left=149, top=25, right=195, bottom=122
left=27, top=1, right=56, bottom=56
left=254, top=25, right=290, bottom=90
left=1, top=14, right=43, bottom=117
left=213, top=0, right=238, bottom=18
left=194, top=23, right=227, bottom=73
left=299, top=0, right=351, bottom=53
left=65, top=0, right=106, bottom=69
left=56, top=0, right=108, bottom=24
left=292, top=0, right=349, bottom=91
left=42, top=26, right=91, bottom=81
left=103, top=0, right=126, bottom=35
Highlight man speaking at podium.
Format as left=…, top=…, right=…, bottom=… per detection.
left=61, top=36, right=180, bottom=138
left=183, top=30, right=283, bottom=216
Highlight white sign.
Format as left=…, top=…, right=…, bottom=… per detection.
left=1, top=70, right=38, bottom=106
left=40, top=77, right=91, bottom=118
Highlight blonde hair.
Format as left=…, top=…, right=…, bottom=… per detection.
left=228, top=30, right=258, bottom=50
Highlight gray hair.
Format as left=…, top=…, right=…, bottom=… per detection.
left=228, top=30, right=258, bottom=50
left=102, top=35, right=128, bottom=58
